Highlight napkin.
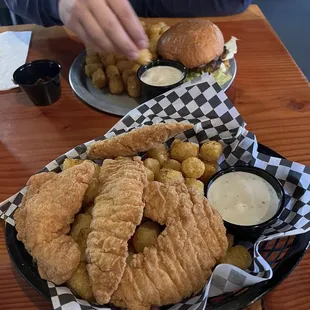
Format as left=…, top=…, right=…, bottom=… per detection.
left=0, top=31, right=32, bottom=91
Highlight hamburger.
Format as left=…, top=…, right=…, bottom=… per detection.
left=157, top=19, right=237, bottom=84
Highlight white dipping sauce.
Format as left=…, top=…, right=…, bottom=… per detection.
left=141, top=66, right=184, bottom=86
left=208, top=171, right=280, bottom=226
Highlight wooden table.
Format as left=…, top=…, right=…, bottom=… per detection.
left=0, top=4, right=309, bottom=310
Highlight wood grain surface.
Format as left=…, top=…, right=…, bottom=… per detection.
left=0, top=5, right=309, bottom=310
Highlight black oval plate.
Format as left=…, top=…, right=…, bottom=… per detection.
left=5, top=143, right=310, bottom=309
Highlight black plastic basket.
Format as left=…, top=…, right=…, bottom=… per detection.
left=4, top=144, right=310, bottom=310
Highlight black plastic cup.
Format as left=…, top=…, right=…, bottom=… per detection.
left=137, top=59, right=187, bottom=102
left=206, top=166, right=285, bottom=242
left=13, top=60, right=62, bottom=106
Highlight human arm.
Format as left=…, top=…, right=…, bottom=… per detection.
left=4, top=0, right=147, bottom=59
left=4, top=0, right=62, bottom=27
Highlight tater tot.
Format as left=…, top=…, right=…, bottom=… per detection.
left=122, top=69, right=134, bottom=85
left=109, top=76, right=124, bottom=94
left=219, top=245, right=252, bottom=270
left=200, top=141, right=223, bottom=162
left=70, top=213, right=92, bottom=261
left=148, top=24, right=161, bottom=36
left=106, top=65, right=120, bottom=79
left=116, top=60, right=134, bottom=73
left=158, top=22, right=167, bottom=29
left=170, top=139, right=199, bottom=162
left=147, top=144, right=170, bottom=167
left=85, top=46, right=97, bottom=56
left=85, top=55, right=100, bottom=65
left=115, top=54, right=127, bottom=61
left=156, top=168, right=184, bottom=185
left=200, top=162, right=217, bottom=183
left=160, top=25, right=170, bottom=34
left=149, top=32, right=161, bottom=42
left=92, top=69, right=107, bottom=89
left=132, top=63, right=141, bottom=73
left=181, top=157, right=205, bottom=179
left=185, top=178, right=205, bottom=195
left=133, top=221, right=162, bottom=253
left=227, top=234, right=234, bottom=249
left=149, top=40, right=158, bottom=55
left=98, top=52, right=107, bottom=58
left=141, top=21, right=147, bottom=30
left=149, top=34, right=160, bottom=54
left=63, top=158, right=84, bottom=170
left=162, top=159, right=181, bottom=171
left=83, top=203, right=94, bottom=215
left=127, top=75, right=141, bottom=98
left=126, top=251, right=135, bottom=264
left=85, top=63, right=103, bottom=77
left=101, top=54, right=116, bottom=68
left=67, top=262, right=93, bottom=301
left=136, top=49, right=152, bottom=65
left=145, top=167, right=155, bottom=182
left=143, top=158, right=160, bottom=177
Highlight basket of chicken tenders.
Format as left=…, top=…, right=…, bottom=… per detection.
left=1, top=73, right=310, bottom=310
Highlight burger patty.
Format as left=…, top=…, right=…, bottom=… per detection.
left=190, top=47, right=229, bottom=74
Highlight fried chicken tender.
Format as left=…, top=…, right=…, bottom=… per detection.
left=88, top=122, right=194, bottom=159
left=111, top=181, right=228, bottom=310
left=14, top=161, right=95, bottom=285
left=86, top=157, right=147, bottom=304
left=62, top=158, right=100, bottom=205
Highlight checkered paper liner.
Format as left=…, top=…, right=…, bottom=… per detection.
left=1, top=75, right=310, bottom=310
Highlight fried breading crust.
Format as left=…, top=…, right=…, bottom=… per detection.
left=14, top=161, right=95, bottom=285
left=86, top=157, right=147, bottom=304
left=111, top=182, right=228, bottom=310
left=88, top=122, right=194, bottom=159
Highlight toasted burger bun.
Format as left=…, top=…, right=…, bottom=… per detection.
left=157, top=19, right=224, bottom=69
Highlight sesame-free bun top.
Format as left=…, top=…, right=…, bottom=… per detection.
left=157, top=19, right=224, bottom=68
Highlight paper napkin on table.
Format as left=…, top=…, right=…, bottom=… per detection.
left=0, top=31, right=32, bottom=91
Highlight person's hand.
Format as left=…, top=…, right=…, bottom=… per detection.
left=58, top=0, right=148, bottom=59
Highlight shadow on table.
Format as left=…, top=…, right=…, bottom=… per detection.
left=46, top=37, right=84, bottom=82
left=10, top=266, right=52, bottom=309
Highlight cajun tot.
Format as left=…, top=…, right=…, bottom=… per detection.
left=181, top=157, right=205, bottom=179
left=200, top=141, right=223, bottom=162
left=156, top=168, right=184, bottom=186
left=147, top=144, right=170, bottom=167
left=162, top=159, right=181, bottom=171
left=184, top=178, right=205, bottom=195
left=171, top=139, right=199, bottom=162
left=143, top=158, right=161, bottom=177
